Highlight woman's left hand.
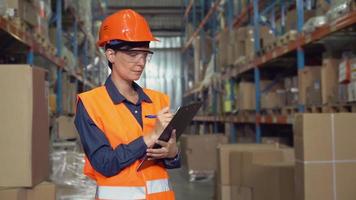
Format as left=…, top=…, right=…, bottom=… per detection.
left=146, top=130, right=178, bottom=159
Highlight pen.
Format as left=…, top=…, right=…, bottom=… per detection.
left=145, top=115, right=157, bottom=119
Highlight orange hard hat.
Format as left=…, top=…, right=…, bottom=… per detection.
left=97, top=9, right=158, bottom=47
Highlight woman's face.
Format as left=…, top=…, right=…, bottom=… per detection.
left=107, top=47, right=152, bottom=81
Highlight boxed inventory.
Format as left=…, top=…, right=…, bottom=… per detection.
left=294, top=113, right=356, bottom=200
left=298, top=66, right=321, bottom=105
left=180, top=134, right=228, bottom=172
left=321, top=56, right=340, bottom=104
left=0, top=188, right=27, bottom=200
left=56, top=116, right=78, bottom=140
left=27, top=181, right=56, bottom=200
left=0, top=65, right=49, bottom=187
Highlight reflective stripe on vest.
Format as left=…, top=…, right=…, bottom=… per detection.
left=96, top=178, right=171, bottom=199
left=96, top=185, right=146, bottom=200
left=146, top=178, right=171, bottom=194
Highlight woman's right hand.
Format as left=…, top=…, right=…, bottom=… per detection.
left=143, top=107, right=173, bottom=147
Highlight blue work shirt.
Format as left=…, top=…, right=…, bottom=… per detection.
left=74, top=75, right=180, bottom=178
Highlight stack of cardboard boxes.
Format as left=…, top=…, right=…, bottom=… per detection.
left=260, top=80, right=285, bottom=109
left=180, top=134, right=228, bottom=180
left=216, top=144, right=295, bottom=200
left=299, top=66, right=322, bottom=106
left=294, top=113, right=356, bottom=200
left=321, top=55, right=340, bottom=104
left=55, top=116, right=79, bottom=140
left=4, top=0, right=51, bottom=45
left=0, top=65, right=56, bottom=200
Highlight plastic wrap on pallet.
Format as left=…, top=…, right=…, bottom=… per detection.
left=188, top=170, right=215, bottom=182
left=326, top=0, right=354, bottom=21
left=302, top=16, right=328, bottom=33
left=50, top=150, right=96, bottom=200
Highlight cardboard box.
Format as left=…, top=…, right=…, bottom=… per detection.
left=295, top=113, right=356, bottom=200
left=216, top=184, right=252, bottom=200
left=232, top=186, right=252, bottom=200
left=180, top=134, right=228, bottom=171
left=321, top=57, right=340, bottom=104
left=216, top=144, right=277, bottom=185
left=299, top=66, right=321, bottom=105
left=0, top=65, right=49, bottom=187
left=286, top=9, right=315, bottom=31
left=294, top=113, right=356, bottom=161
left=0, top=188, right=27, bottom=200
left=234, top=27, right=248, bottom=59
left=27, top=181, right=56, bottom=200
left=260, top=26, right=276, bottom=49
left=256, top=162, right=295, bottom=200
left=306, top=82, right=321, bottom=106
left=237, top=82, right=256, bottom=110
left=296, top=162, right=356, bottom=200
left=56, top=116, right=78, bottom=140
left=261, top=92, right=283, bottom=109
left=229, top=148, right=295, bottom=200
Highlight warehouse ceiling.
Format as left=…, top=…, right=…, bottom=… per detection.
left=105, top=0, right=185, bottom=36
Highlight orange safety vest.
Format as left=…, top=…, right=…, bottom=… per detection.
left=78, top=86, right=175, bottom=200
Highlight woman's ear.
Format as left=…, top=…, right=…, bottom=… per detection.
left=105, top=49, right=116, bottom=64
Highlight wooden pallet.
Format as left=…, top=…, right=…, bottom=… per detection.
left=281, top=106, right=299, bottom=115
left=306, top=105, right=323, bottom=113
left=321, top=103, right=356, bottom=113
left=262, top=108, right=282, bottom=115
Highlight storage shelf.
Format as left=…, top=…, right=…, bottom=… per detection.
left=194, top=114, right=293, bottom=124
left=0, top=16, right=96, bottom=88
left=182, top=0, right=222, bottom=52
left=228, top=11, right=356, bottom=78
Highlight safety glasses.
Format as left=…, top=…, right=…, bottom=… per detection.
left=118, top=49, right=154, bottom=63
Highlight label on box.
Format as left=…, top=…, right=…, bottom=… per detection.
left=351, top=59, right=356, bottom=81
left=339, top=60, right=350, bottom=83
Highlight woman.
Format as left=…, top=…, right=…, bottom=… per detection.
left=75, top=9, right=180, bottom=200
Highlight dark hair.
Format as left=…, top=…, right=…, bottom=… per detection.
left=105, top=41, right=150, bottom=70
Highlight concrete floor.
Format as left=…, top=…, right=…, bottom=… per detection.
left=169, top=168, right=214, bottom=200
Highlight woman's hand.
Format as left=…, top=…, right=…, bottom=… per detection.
left=143, top=107, right=173, bottom=147
left=146, top=130, right=178, bottom=159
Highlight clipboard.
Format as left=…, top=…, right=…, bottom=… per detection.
left=136, top=102, right=202, bottom=171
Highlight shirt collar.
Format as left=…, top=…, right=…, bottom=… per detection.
left=105, top=75, right=152, bottom=105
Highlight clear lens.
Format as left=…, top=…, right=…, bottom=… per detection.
left=120, top=50, right=153, bottom=64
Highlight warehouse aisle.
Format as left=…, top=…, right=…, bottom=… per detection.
left=169, top=168, right=214, bottom=200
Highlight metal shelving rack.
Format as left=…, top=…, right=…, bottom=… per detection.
left=0, top=0, right=99, bottom=115
left=183, top=0, right=356, bottom=142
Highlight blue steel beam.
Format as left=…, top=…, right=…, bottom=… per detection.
left=253, top=0, right=262, bottom=143
left=27, top=48, right=34, bottom=65
left=227, top=0, right=234, bottom=29
left=296, top=0, right=305, bottom=112
left=56, top=0, right=63, bottom=114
